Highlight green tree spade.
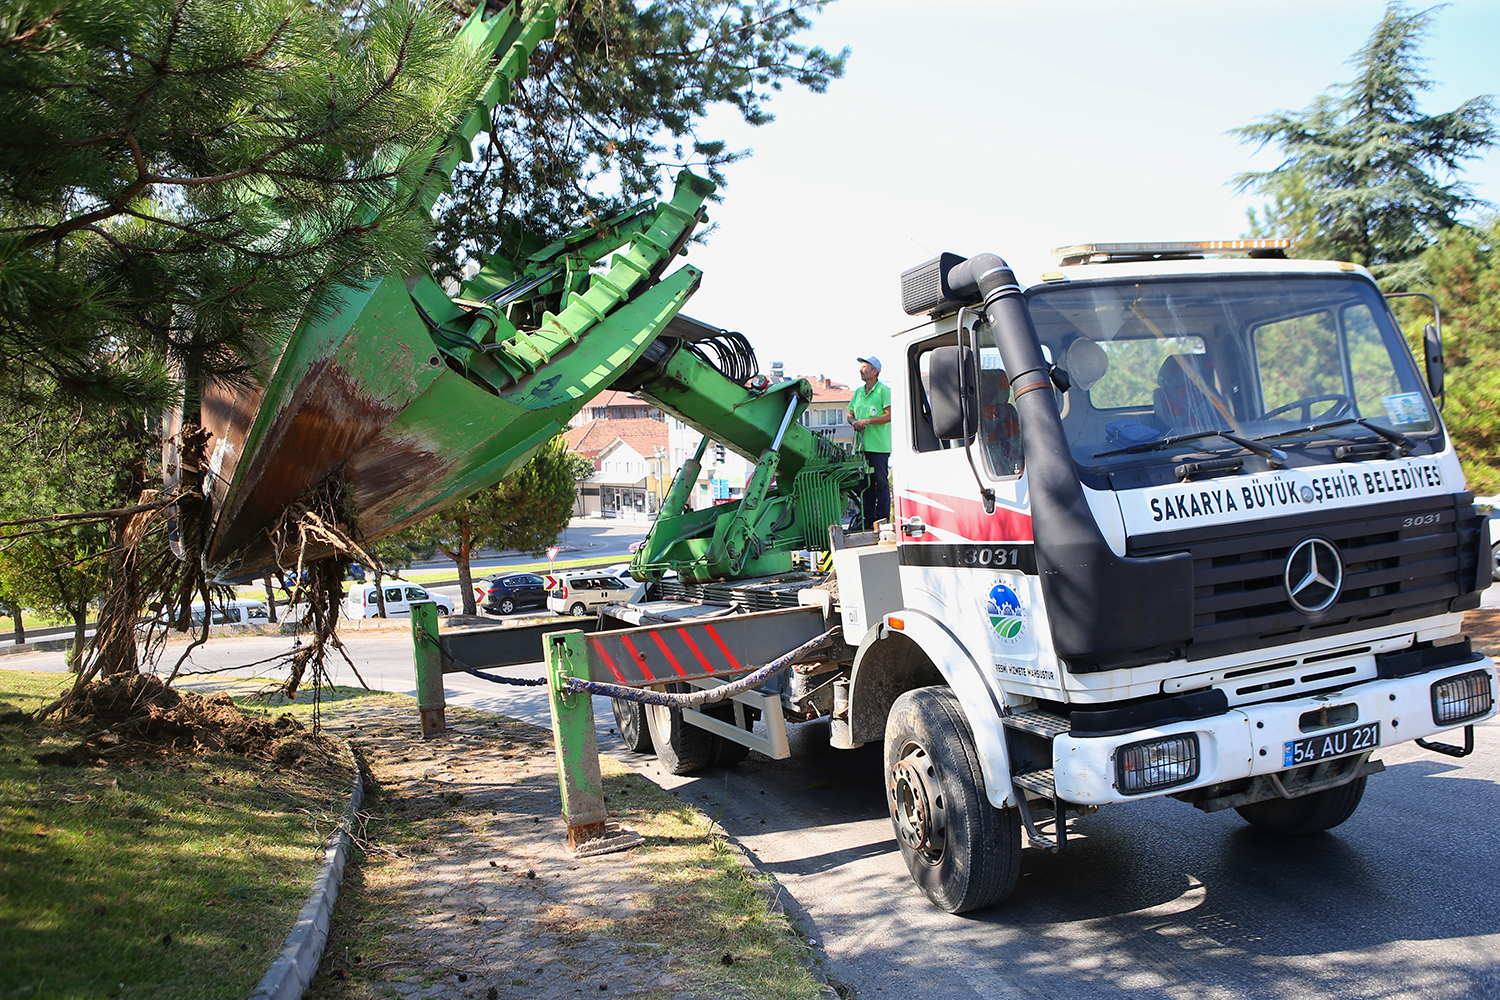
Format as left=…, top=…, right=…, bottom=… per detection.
left=1232, top=2, right=1494, bottom=287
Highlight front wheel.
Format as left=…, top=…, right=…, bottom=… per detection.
left=885, top=687, right=1021, bottom=913
left=1491, top=540, right=1499, bottom=582
left=1235, top=775, right=1367, bottom=835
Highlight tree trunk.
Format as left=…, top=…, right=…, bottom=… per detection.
left=89, top=500, right=154, bottom=676
left=457, top=544, right=476, bottom=616
left=7, top=605, right=21, bottom=645
left=373, top=569, right=388, bottom=617
left=69, top=603, right=87, bottom=673
left=262, top=575, right=279, bottom=623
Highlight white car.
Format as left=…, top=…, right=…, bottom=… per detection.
left=343, top=583, right=453, bottom=618
left=546, top=572, right=634, bottom=616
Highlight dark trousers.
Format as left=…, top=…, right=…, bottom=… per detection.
left=858, top=451, right=890, bottom=530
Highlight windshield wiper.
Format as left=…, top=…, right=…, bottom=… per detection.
left=1254, top=418, right=1412, bottom=455
left=1095, top=429, right=1288, bottom=465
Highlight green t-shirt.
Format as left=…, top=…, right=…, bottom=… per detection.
left=850, top=380, right=892, bottom=453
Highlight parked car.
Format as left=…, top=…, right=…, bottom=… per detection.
left=474, top=573, right=548, bottom=615
left=188, top=599, right=270, bottom=626
left=342, top=583, right=453, bottom=618
left=547, top=572, right=634, bottom=616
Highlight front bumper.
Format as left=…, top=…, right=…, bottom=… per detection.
left=1052, top=653, right=1497, bottom=806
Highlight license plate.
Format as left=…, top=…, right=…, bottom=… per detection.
left=1284, top=722, right=1380, bottom=767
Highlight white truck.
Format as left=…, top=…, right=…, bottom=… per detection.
left=597, top=240, right=1497, bottom=913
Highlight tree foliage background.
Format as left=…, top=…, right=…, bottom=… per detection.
left=1234, top=2, right=1499, bottom=493
left=431, top=0, right=848, bottom=280
left=1233, top=2, right=1494, bottom=289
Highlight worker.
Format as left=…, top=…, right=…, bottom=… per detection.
left=848, top=356, right=892, bottom=530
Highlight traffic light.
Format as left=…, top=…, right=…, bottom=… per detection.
left=714, top=442, right=726, bottom=463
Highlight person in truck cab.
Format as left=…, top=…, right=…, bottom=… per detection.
left=849, top=355, right=893, bottom=530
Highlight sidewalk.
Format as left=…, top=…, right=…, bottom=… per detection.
left=299, top=693, right=829, bottom=1000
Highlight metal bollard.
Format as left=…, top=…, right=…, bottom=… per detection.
left=410, top=601, right=446, bottom=737
left=545, top=630, right=608, bottom=847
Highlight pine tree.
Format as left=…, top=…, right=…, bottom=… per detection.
left=0, top=0, right=495, bottom=410
left=430, top=0, right=848, bottom=281
left=1232, top=2, right=1495, bottom=287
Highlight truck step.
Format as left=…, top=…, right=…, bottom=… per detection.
left=1003, top=710, right=1071, bottom=739
left=1013, top=769, right=1056, bottom=798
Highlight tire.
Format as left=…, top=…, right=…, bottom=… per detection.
left=706, top=702, right=754, bottom=766
left=885, top=687, right=1021, bottom=913
left=1235, top=775, right=1367, bottom=835
left=644, top=686, right=718, bottom=775
left=569, top=602, right=588, bottom=617
left=612, top=698, right=653, bottom=754
left=498, top=597, right=516, bottom=615
left=1491, top=541, right=1499, bottom=582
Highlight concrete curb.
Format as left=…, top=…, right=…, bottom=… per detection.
left=248, top=739, right=364, bottom=1000
left=0, top=638, right=75, bottom=656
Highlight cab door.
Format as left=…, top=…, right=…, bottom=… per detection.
left=893, top=320, right=1043, bottom=679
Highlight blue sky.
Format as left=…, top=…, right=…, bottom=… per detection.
left=676, top=0, right=1500, bottom=385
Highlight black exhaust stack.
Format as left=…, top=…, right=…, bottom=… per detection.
left=917, top=253, right=1193, bottom=672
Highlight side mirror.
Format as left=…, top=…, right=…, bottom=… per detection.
left=1423, top=322, right=1444, bottom=400
left=930, top=344, right=978, bottom=440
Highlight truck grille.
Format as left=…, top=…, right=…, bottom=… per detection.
left=1129, top=495, right=1485, bottom=662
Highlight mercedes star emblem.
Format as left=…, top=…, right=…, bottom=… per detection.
left=1285, top=537, right=1343, bottom=614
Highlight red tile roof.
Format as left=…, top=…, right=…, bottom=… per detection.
left=564, top=418, right=668, bottom=464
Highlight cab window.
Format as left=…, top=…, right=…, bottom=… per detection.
left=908, top=322, right=1024, bottom=477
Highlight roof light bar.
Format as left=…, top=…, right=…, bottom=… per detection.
left=1052, top=239, right=1292, bottom=265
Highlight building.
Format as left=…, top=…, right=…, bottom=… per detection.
left=570, top=389, right=662, bottom=426
left=567, top=418, right=670, bottom=520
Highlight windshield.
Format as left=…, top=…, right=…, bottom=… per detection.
left=1022, top=274, right=1440, bottom=482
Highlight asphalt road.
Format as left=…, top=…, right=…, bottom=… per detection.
left=9, top=618, right=1500, bottom=1000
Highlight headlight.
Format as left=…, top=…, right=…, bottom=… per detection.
left=1115, top=735, right=1201, bottom=795
left=1431, top=670, right=1493, bottom=726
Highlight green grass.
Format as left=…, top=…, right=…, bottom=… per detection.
left=596, top=762, right=826, bottom=1000
left=0, top=671, right=356, bottom=1000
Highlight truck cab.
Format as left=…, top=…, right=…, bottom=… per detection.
left=835, top=241, right=1497, bottom=910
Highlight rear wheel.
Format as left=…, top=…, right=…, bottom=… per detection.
left=885, top=687, right=1021, bottom=913
left=644, top=686, right=718, bottom=775
left=611, top=698, right=653, bottom=754
left=1235, top=775, right=1368, bottom=835
left=569, top=601, right=588, bottom=616
left=498, top=597, right=516, bottom=614
left=706, top=702, right=754, bottom=766
left=1491, top=540, right=1499, bottom=582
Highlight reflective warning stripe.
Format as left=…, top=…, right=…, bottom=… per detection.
left=677, top=629, right=715, bottom=674
left=589, top=638, right=629, bottom=684
left=701, top=624, right=742, bottom=672
left=617, top=634, right=658, bottom=683
left=649, top=631, right=690, bottom=678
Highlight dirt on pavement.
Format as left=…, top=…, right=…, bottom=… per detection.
left=301, top=695, right=829, bottom=1000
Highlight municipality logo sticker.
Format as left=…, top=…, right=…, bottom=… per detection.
left=986, top=581, right=1027, bottom=644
